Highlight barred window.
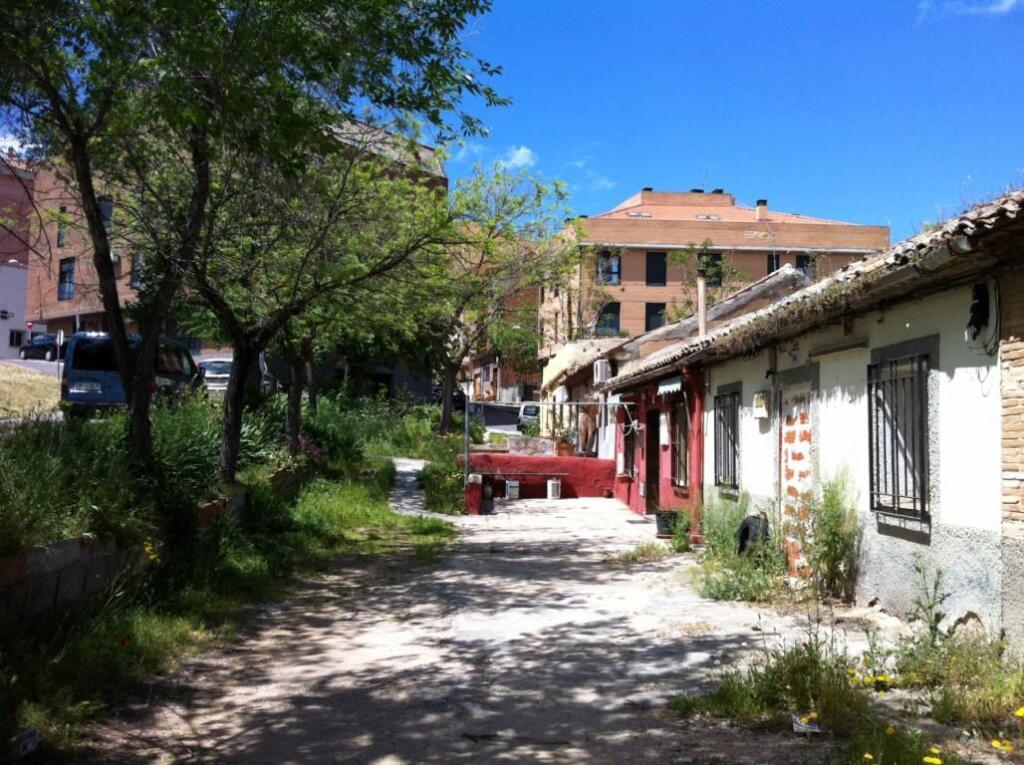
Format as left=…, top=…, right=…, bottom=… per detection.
left=673, top=399, right=689, bottom=487
left=58, top=257, right=75, bottom=301
left=714, top=390, right=739, bottom=487
left=868, top=355, right=928, bottom=519
left=623, top=425, right=636, bottom=477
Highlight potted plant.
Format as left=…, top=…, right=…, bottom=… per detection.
left=554, top=427, right=576, bottom=457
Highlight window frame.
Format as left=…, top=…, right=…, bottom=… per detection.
left=622, top=424, right=636, bottom=477
left=8, top=329, right=24, bottom=348
left=645, top=251, right=667, bottom=286
left=595, top=302, right=621, bottom=337
left=703, top=253, right=724, bottom=288
left=714, top=386, right=740, bottom=488
left=796, top=254, right=813, bottom=277
left=596, top=250, right=621, bottom=285
left=645, top=302, right=666, bottom=332
left=766, top=252, right=779, bottom=274
left=867, top=350, right=930, bottom=521
left=57, top=205, right=67, bottom=248
left=57, top=257, right=76, bottom=301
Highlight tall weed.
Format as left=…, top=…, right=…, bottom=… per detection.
left=804, top=474, right=860, bottom=601
left=698, top=494, right=785, bottom=602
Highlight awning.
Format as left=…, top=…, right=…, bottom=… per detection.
left=657, top=376, right=682, bottom=396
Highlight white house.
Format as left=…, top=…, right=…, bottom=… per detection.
left=604, top=190, right=1024, bottom=651
left=0, top=260, right=29, bottom=359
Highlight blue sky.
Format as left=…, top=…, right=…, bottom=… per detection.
left=444, top=0, right=1024, bottom=241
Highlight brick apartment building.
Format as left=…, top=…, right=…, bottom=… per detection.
left=0, top=159, right=35, bottom=358
left=538, top=188, right=889, bottom=357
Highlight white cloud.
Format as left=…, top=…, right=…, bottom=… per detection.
left=565, top=158, right=588, bottom=170
left=0, top=132, right=23, bottom=156
left=919, top=0, right=1019, bottom=17
left=453, top=142, right=486, bottom=162
left=498, top=145, right=537, bottom=169
left=587, top=171, right=616, bottom=191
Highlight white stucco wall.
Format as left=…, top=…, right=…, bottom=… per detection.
left=701, top=284, right=1003, bottom=627
left=0, top=265, right=28, bottom=359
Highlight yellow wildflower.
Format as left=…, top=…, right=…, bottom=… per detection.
left=885, top=726, right=896, bottom=735
left=922, top=757, right=942, bottom=765
left=930, top=747, right=941, bottom=755
left=863, top=755, right=874, bottom=761
left=1015, top=706, right=1024, bottom=718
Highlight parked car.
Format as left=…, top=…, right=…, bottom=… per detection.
left=432, top=385, right=466, bottom=411
left=198, top=357, right=232, bottom=393
left=517, top=402, right=540, bottom=431
left=61, top=332, right=202, bottom=416
left=18, top=334, right=66, bottom=361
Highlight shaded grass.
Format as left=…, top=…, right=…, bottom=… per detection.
left=0, top=460, right=453, bottom=756
left=0, top=363, right=60, bottom=417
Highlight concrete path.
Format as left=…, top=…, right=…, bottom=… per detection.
left=82, top=463, right=885, bottom=764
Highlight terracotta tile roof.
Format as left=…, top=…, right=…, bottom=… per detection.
left=604, top=189, right=1024, bottom=391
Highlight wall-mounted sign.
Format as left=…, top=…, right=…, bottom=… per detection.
left=753, top=390, right=771, bottom=420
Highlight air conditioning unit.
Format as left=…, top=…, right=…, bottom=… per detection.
left=593, top=358, right=612, bottom=383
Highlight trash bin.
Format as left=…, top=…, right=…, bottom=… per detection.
left=546, top=478, right=561, bottom=500
left=506, top=479, right=520, bottom=500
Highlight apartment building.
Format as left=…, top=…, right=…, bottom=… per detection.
left=0, top=160, right=35, bottom=358
left=539, top=188, right=889, bottom=356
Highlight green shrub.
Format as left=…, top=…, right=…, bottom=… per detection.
left=672, top=630, right=869, bottom=736
left=804, top=474, right=860, bottom=601
left=670, top=511, right=692, bottom=553
left=421, top=463, right=464, bottom=515
left=697, top=494, right=785, bottom=602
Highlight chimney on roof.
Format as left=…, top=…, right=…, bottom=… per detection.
left=756, top=198, right=768, bottom=221
left=690, top=188, right=704, bottom=194
left=711, top=188, right=724, bottom=194
left=642, top=186, right=653, bottom=192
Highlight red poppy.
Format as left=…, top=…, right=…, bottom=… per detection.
left=118, top=635, right=130, bottom=647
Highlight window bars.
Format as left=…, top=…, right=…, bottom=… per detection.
left=673, top=400, right=689, bottom=487
left=868, top=354, right=929, bottom=520
left=714, top=391, right=739, bottom=487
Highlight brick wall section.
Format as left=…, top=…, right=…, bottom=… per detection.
left=1002, top=266, right=1024, bottom=523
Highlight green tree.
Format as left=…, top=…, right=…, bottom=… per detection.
left=418, top=163, right=572, bottom=432
left=0, top=0, right=504, bottom=465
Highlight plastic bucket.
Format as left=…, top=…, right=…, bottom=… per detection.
left=506, top=479, right=520, bottom=500
left=546, top=478, right=561, bottom=500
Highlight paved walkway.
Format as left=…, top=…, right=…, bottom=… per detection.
left=82, top=460, right=887, bottom=764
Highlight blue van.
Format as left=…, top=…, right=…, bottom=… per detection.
left=61, top=332, right=202, bottom=415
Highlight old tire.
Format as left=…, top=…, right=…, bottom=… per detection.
left=736, top=515, right=770, bottom=555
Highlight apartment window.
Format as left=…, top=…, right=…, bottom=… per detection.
left=714, top=388, right=739, bottom=487
left=58, top=257, right=75, bottom=301
left=98, top=196, right=114, bottom=232
left=57, top=205, right=67, bottom=247
left=645, top=302, right=666, bottom=332
left=597, top=251, right=621, bottom=285
left=8, top=330, right=24, bottom=348
left=767, top=253, right=780, bottom=274
left=673, top=399, right=689, bottom=487
left=646, top=251, right=667, bottom=286
left=702, top=253, right=724, bottom=288
left=130, top=255, right=143, bottom=289
left=595, top=302, right=620, bottom=336
left=868, top=354, right=928, bottom=520
left=481, top=365, right=491, bottom=382
left=796, top=254, right=813, bottom=277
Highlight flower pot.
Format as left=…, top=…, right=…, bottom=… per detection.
left=556, top=441, right=574, bottom=457
left=655, top=510, right=679, bottom=539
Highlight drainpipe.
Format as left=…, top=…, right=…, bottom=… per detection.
left=696, top=265, right=708, bottom=337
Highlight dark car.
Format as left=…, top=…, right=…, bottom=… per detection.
left=61, top=332, right=202, bottom=416
left=432, top=385, right=466, bottom=411
left=19, top=334, right=66, bottom=361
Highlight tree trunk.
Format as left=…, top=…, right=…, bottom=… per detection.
left=218, top=344, right=254, bottom=484
left=303, top=338, right=317, bottom=416
left=439, top=364, right=456, bottom=434
left=286, top=353, right=304, bottom=455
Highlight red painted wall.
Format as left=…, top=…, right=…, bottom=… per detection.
left=613, top=369, right=704, bottom=540
left=464, top=453, right=615, bottom=499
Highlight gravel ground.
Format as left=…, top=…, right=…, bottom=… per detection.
left=80, top=459, right=906, bottom=764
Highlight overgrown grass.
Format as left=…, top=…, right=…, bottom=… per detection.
left=0, top=363, right=60, bottom=417
left=0, top=396, right=284, bottom=555
left=0, top=460, right=453, bottom=755
left=420, top=463, right=465, bottom=515
left=697, top=494, right=786, bottom=602
left=671, top=628, right=963, bottom=763
left=671, top=630, right=869, bottom=736
left=803, top=474, right=860, bottom=602
left=611, top=542, right=672, bottom=565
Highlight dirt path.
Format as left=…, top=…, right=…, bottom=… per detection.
left=82, top=460, right=875, bottom=764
